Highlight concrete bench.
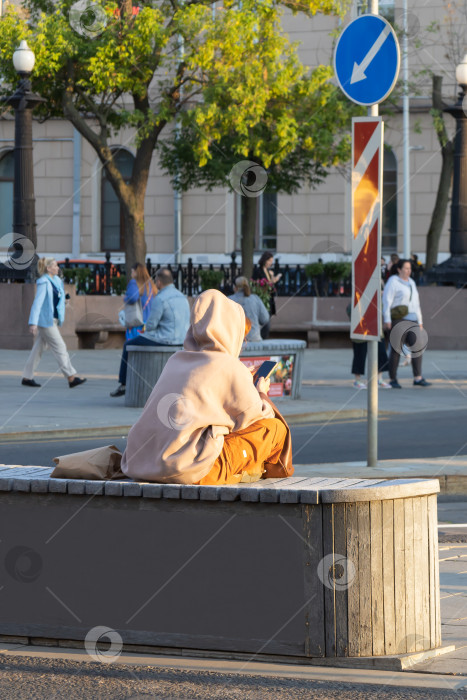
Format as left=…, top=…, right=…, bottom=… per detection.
left=0, top=466, right=448, bottom=669
left=126, top=339, right=306, bottom=408
left=75, top=322, right=125, bottom=350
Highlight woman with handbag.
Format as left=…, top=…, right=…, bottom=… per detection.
left=123, top=263, right=157, bottom=341
left=252, top=252, right=282, bottom=339
left=22, top=258, right=86, bottom=388
left=382, top=259, right=431, bottom=388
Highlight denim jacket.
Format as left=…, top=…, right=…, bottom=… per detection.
left=28, top=275, right=66, bottom=327
left=142, top=284, right=190, bottom=344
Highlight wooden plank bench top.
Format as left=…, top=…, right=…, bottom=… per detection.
left=0, top=466, right=439, bottom=503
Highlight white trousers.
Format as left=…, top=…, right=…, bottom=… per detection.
left=23, top=320, right=77, bottom=379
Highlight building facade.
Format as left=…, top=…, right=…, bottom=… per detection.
left=0, top=0, right=461, bottom=266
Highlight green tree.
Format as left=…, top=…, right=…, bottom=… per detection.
left=159, top=63, right=359, bottom=277
left=0, top=0, right=351, bottom=271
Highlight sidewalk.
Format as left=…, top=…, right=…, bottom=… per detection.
left=1, top=348, right=467, bottom=436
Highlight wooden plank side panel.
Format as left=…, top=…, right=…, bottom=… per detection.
left=322, top=504, right=336, bottom=657
left=382, top=499, right=395, bottom=655
left=302, top=504, right=325, bottom=657
left=429, top=494, right=442, bottom=648
left=393, top=498, right=406, bottom=654
left=346, top=502, right=359, bottom=657
left=333, top=503, right=349, bottom=657
left=404, top=498, right=416, bottom=652
left=428, top=494, right=437, bottom=650
left=413, top=497, right=424, bottom=651
left=420, top=496, right=430, bottom=650
left=370, top=500, right=384, bottom=656
left=357, top=502, right=372, bottom=657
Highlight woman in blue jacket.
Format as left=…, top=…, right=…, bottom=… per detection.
left=123, top=262, right=156, bottom=341
left=22, top=258, right=86, bottom=388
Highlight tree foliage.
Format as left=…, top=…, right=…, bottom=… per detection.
left=0, top=0, right=353, bottom=269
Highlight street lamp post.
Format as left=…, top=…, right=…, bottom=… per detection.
left=2, top=41, right=44, bottom=279
left=428, top=54, right=467, bottom=286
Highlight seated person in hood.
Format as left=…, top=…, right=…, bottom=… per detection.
left=121, top=289, right=293, bottom=485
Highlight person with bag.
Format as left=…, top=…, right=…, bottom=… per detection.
left=252, top=252, right=282, bottom=339
left=382, top=258, right=431, bottom=388
left=121, top=289, right=293, bottom=484
left=122, top=262, right=156, bottom=341
left=22, top=257, right=86, bottom=388
left=111, top=268, right=190, bottom=397
left=229, top=276, right=269, bottom=342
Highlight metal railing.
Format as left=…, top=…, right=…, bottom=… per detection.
left=5, top=251, right=422, bottom=297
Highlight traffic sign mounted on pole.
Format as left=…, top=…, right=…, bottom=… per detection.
left=350, top=117, right=383, bottom=341
left=334, top=14, right=400, bottom=106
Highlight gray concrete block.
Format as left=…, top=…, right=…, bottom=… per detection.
left=48, top=479, right=68, bottom=493
left=142, top=483, right=162, bottom=498
left=162, top=485, right=181, bottom=499
left=85, top=481, right=105, bottom=495
left=104, top=482, right=123, bottom=497
left=67, top=481, right=86, bottom=495
left=123, top=482, right=142, bottom=497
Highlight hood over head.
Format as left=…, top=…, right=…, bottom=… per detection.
left=184, top=289, right=245, bottom=357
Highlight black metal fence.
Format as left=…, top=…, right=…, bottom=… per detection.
left=0, top=252, right=352, bottom=296
left=0, top=252, right=358, bottom=297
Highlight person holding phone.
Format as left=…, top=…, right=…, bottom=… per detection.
left=122, top=289, right=293, bottom=485
left=252, top=252, right=282, bottom=339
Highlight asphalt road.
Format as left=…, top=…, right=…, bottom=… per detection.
left=1, top=409, right=466, bottom=467
left=0, top=656, right=465, bottom=700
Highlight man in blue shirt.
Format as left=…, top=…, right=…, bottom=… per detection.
left=111, top=268, right=190, bottom=397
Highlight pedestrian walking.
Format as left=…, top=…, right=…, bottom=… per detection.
left=229, top=276, right=269, bottom=342
left=382, top=258, right=431, bottom=388
left=351, top=340, right=391, bottom=389
left=346, top=299, right=390, bottom=389
left=252, top=252, right=282, bottom=339
left=123, top=262, right=157, bottom=341
left=22, top=257, right=86, bottom=388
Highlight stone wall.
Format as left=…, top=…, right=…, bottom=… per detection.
left=2, top=285, right=466, bottom=351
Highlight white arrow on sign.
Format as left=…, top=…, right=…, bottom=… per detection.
left=350, top=24, right=391, bottom=84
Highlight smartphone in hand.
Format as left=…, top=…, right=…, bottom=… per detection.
left=253, top=360, right=278, bottom=387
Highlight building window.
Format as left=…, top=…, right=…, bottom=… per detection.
left=101, top=148, right=135, bottom=252
left=0, top=150, right=14, bottom=240
left=356, top=0, right=394, bottom=23
left=382, top=147, right=397, bottom=251
left=235, top=191, right=277, bottom=252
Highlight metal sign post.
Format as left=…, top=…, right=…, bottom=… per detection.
left=350, top=116, right=383, bottom=467
left=334, top=4, right=400, bottom=467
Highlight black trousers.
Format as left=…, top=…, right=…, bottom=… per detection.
left=388, top=320, right=423, bottom=379
left=351, top=340, right=389, bottom=376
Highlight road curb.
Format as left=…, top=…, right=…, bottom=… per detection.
left=0, top=410, right=400, bottom=442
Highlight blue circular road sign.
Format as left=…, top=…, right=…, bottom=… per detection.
left=334, top=14, right=400, bottom=106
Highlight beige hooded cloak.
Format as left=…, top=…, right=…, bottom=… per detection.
left=121, top=289, right=275, bottom=483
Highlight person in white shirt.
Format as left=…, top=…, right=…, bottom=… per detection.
left=382, top=259, right=431, bottom=388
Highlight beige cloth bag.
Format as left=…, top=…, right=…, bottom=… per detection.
left=51, top=445, right=124, bottom=480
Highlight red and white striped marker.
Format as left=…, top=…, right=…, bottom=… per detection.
left=351, top=117, right=383, bottom=340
